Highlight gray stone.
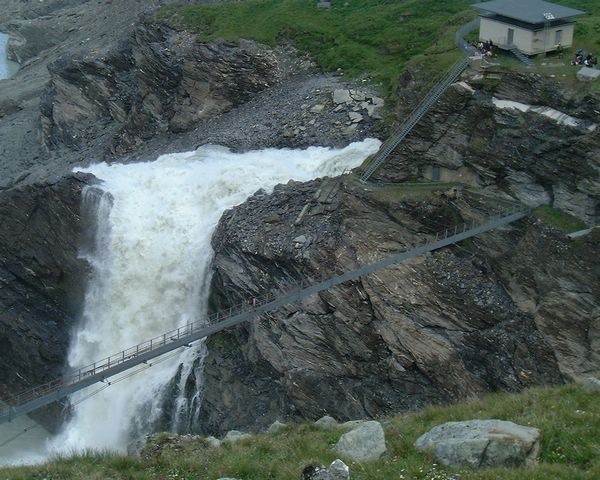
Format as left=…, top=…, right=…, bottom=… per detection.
left=302, top=459, right=350, bottom=480
left=341, top=419, right=367, bottom=430
left=267, top=420, right=287, bottom=434
left=370, top=96, right=385, bottom=106
left=310, top=104, right=325, bottom=113
left=334, top=420, right=386, bottom=461
left=206, top=435, right=221, bottom=448
left=576, top=67, right=600, bottom=82
left=348, top=112, right=363, bottom=123
left=365, top=105, right=381, bottom=118
left=414, top=419, right=540, bottom=468
left=333, top=89, right=352, bottom=105
left=293, top=234, right=307, bottom=246
left=223, top=430, right=252, bottom=443
left=315, top=415, right=338, bottom=428
left=580, top=376, right=600, bottom=394
left=343, top=124, right=358, bottom=135
left=349, top=89, right=366, bottom=101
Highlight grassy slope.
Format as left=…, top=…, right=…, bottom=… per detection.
left=153, top=0, right=600, bottom=99
left=153, top=0, right=475, bottom=99
left=533, top=206, right=588, bottom=232
left=2, top=384, right=599, bottom=479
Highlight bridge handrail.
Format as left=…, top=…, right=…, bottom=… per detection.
left=0, top=206, right=530, bottom=422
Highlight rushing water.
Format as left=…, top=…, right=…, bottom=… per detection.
left=0, top=33, right=18, bottom=80
left=32, top=140, right=381, bottom=456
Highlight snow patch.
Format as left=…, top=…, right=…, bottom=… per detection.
left=492, top=97, right=596, bottom=132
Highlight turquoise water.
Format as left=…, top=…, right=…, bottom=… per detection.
left=0, top=33, right=19, bottom=80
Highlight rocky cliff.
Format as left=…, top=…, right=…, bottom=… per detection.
left=40, top=25, right=285, bottom=155
left=188, top=175, right=599, bottom=435
left=189, top=70, right=600, bottom=435
left=0, top=174, right=92, bottom=427
left=379, top=71, right=600, bottom=224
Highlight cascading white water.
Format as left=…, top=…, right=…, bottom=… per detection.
left=45, top=139, right=381, bottom=455
left=0, top=33, right=18, bottom=80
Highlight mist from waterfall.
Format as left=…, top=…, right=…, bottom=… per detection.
left=39, top=140, right=381, bottom=455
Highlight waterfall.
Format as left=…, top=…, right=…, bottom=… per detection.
left=0, top=33, right=18, bottom=80
left=46, top=140, right=381, bottom=454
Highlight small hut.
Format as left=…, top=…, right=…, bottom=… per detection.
left=472, top=0, right=585, bottom=55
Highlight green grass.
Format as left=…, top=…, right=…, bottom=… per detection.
left=153, top=0, right=475, bottom=100
left=153, top=0, right=600, bottom=99
left=533, top=206, right=587, bottom=232
left=2, top=384, right=600, bottom=479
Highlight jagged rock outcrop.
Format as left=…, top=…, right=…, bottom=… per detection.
left=193, top=176, right=586, bottom=436
left=40, top=24, right=285, bottom=154
left=0, top=174, right=92, bottom=427
left=376, top=71, right=600, bottom=224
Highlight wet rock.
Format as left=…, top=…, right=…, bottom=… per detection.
left=334, top=420, right=386, bottom=461
left=414, top=419, right=541, bottom=468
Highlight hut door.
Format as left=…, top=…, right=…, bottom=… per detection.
left=507, top=28, right=514, bottom=46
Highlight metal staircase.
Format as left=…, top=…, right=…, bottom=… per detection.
left=509, top=47, right=534, bottom=66
left=360, top=56, right=471, bottom=182
left=0, top=207, right=529, bottom=425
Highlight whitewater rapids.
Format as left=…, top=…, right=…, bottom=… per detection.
left=35, top=139, right=381, bottom=455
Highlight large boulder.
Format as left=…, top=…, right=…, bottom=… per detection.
left=414, top=419, right=540, bottom=468
left=334, top=420, right=386, bottom=461
left=223, top=430, right=251, bottom=443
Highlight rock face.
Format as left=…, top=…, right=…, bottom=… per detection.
left=414, top=419, right=541, bottom=468
left=376, top=71, right=600, bottom=224
left=194, top=177, right=577, bottom=436
left=334, top=420, right=387, bottom=461
left=40, top=25, right=282, bottom=154
left=0, top=174, right=92, bottom=428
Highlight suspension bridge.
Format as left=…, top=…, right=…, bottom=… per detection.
left=0, top=206, right=528, bottom=425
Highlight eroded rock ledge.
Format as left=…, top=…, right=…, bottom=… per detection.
left=194, top=177, right=599, bottom=435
